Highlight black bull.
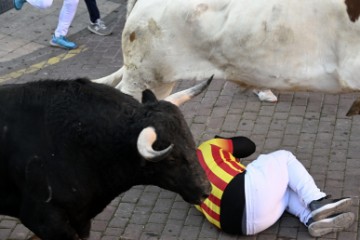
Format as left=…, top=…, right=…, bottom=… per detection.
left=0, top=78, right=212, bottom=240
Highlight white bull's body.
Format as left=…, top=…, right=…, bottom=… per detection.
left=94, top=0, right=360, bottom=103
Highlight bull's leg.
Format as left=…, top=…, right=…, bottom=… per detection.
left=29, top=218, right=91, bottom=240
left=151, top=82, right=176, bottom=100
left=0, top=192, right=21, bottom=217
left=73, top=220, right=91, bottom=239
left=20, top=199, right=79, bottom=240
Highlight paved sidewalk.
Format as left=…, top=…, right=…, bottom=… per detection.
left=0, top=0, right=120, bottom=63
left=0, top=1, right=359, bottom=240
left=0, top=0, right=13, bottom=14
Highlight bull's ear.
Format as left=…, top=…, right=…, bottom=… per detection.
left=142, top=89, right=158, bottom=103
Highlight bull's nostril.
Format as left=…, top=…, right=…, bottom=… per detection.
left=202, top=193, right=210, bottom=199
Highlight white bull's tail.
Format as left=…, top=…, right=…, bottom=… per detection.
left=92, top=66, right=124, bottom=87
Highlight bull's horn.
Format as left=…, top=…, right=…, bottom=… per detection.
left=137, top=126, right=174, bottom=161
left=164, top=75, right=214, bottom=106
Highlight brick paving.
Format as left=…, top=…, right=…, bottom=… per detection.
left=0, top=1, right=359, bottom=239
left=0, top=0, right=13, bottom=14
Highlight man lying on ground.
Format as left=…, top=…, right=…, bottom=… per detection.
left=196, top=135, right=355, bottom=237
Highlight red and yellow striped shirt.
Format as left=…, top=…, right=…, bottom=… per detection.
left=195, top=138, right=246, bottom=229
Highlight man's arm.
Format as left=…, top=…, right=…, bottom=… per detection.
left=214, top=135, right=256, bottom=158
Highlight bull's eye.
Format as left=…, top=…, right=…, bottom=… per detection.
left=167, top=157, right=177, bottom=164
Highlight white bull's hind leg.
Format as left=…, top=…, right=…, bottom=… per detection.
left=92, top=67, right=124, bottom=87
left=253, top=89, right=278, bottom=102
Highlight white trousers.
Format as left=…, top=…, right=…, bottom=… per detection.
left=244, top=150, right=326, bottom=235
left=26, top=0, right=79, bottom=37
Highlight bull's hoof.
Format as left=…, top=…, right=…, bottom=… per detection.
left=253, top=89, right=278, bottom=102
left=346, top=98, right=360, bottom=116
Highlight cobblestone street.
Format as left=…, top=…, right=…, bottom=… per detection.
left=0, top=1, right=359, bottom=239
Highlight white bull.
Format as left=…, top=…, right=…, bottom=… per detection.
left=93, top=0, right=360, bottom=115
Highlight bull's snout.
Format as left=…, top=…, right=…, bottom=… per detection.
left=200, top=192, right=210, bottom=203
left=202, top=182, right=211, bottom=199
left=194, top=181, right=212, bottom=205
left=181, top=179, right=211, bottom=205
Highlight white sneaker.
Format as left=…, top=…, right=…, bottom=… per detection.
left=88, top=19, right=112, bottom=36
left=309, top=197, right=353, bottom=221
left=308, top=212, right=355, bottom=237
